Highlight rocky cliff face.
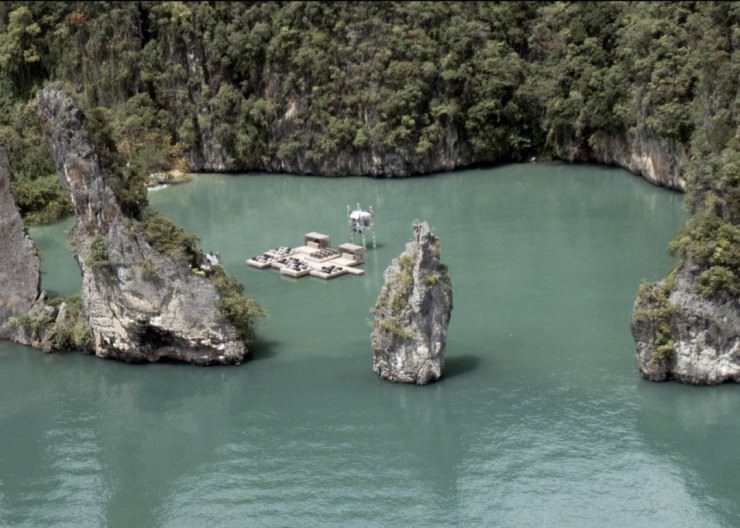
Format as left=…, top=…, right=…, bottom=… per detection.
left=263, top=127, right=465, bottom=178
left=631, top=268, right=740, bottom=384
left=184, top=93, right=683, bottom=189
left=260, top=93, right=466, bottom=178
left=169, top=31, right=683, bottom=187
left=37, top=88, right=247, bottom=364
left=185, top=108, right=686, bottom=189
left=371, top=222, right=453, bottom=384
left=0, top=146, right=43, bottom=341
left=0, top=146, right=77, bottom=351
left=182, top=38, right=233, bottom=172
left=553, top=128, right=687, bottom=191
left=153, top=16, right=684, bottom=186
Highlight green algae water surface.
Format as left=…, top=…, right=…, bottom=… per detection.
left=2, top=164, right=739, bottom=527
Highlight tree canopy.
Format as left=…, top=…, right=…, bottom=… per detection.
left=0, top=1, right=737, bottom=298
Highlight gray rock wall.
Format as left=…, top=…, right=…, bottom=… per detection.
left=169, top=28, right=685, bottom=188
left=37, top=88, right=247, bottom=364
left=0, top=147, right=43, bottom=341
left=632, top=271, right=740, bottom=384
left=555, top=128, right=687, bottom=190
left=371, top=222, right=453, bottom=384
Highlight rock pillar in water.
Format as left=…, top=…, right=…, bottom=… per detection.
left=371, top=221, right=453, bottom=384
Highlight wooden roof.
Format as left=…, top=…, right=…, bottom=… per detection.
left=338, top=243, right=364, bottom=251
left=304, top=232, right=330, bottom=240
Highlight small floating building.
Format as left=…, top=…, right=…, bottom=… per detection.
left=246, top=233, right=366, bottom=280
left=304, top=232, right=331, bottom=249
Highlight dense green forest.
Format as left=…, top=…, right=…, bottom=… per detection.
left=0, top=1, right=737, bottom=301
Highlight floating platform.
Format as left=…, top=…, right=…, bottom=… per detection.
left=245, top=255, right=273, bottom=268
left=270, top=257, right=288, bottom=269
left=247, top=233, right=366, bottom=280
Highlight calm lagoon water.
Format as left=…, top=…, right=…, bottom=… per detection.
left=2, top=164, right=739, bottom=527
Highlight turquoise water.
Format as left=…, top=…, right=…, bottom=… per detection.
left=2, top=164, right=739, bottom=527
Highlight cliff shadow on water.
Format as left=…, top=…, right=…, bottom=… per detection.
left=635, top=381, right=740, bottom=522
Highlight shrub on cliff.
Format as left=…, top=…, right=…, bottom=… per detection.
left=50, top=294, right=93, bottom=352
left=10, top=173, right=72, bottom=223
left=85, top=234, right=115, bottom=280
left=84, top=106, right=148, bottom=219
left=633, top=282, right=677, bottom=363
left=0, top=98, right=72, bottom=224
left=8, top=293, right=93, bottom=353
left=140, top=208, right=201, bottom=269
left=669, top=212, right=740, bottom=299
left=210, top=266, right=265, bottom=344
left=667, top=146, right=740, bottom=300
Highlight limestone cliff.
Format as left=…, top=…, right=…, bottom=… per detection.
left=163, top=21, right=685, bottom=189
left=552, top=128, right=687, bottom=191
left=182, top=84, right=684, bottom=190
left=177, top=34, right=233, bottom=172
left=187, top=106, right=684, bottom=189
left=0, top=146, right=43, bottom=342
left=37, top=88, right=249, bottom=365
left=371, top=222, right=453, bottom=384
left=631, top=268, right=739, bottom=384
left=0, top=146, right=85, bottom=351
left=177, top=55, right=684, bottom=188
left=261, top=91, right=465, bottom=177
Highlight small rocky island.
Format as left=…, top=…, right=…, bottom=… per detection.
left=30, top=87, right=261, bottom=364
left=632, top=269, right=739, bottom=385
left=371, top=222, right=453, bottom=384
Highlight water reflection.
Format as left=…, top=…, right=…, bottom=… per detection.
left=0, top=349, right=105, bottom=526
left=378, top=380, right=465, bottom=515
left=635, top=381, right=740, bottom=527
left=93, top=359, right=256, bottom=527
left=6, top=164, right=718, bottom=527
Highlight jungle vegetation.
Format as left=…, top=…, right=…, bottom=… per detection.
left=0, top=1, right=737, bottom=301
